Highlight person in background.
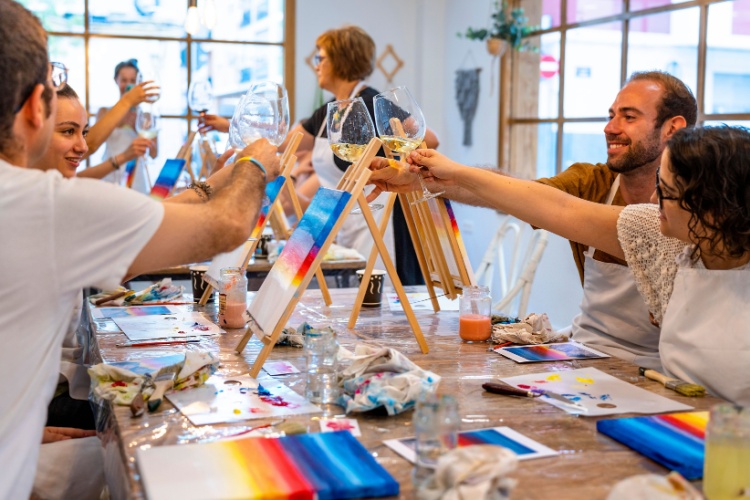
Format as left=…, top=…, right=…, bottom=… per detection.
left=0, top=2, right=279, bottom=497
left=92, top=58, right=159, bottom=192
left=368, top=71, right=697, bottom=369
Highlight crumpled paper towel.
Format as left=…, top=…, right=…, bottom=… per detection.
left=88, top=351, right=219, bottom=405
left=607, top=472, right=702, bottom=500
left=337, top=344, right=440, bottom=415
left=275, top=322, right=317, bottom=348
left=416, top=445, right=518, bottom=500
left=491, top=313, right=568, bottom=345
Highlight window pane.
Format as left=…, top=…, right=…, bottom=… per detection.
left=194, top=0, right=286, bottom=43
left=520, top=0, right=561, bottom=30
left=629, top=0, right=690, bottom=11
left=89, top=0, right=186, bottom=38
left=191, top=42, right=285, bottom=116
left=703, top=120, right=750, bottom=128
left=564, top=23, right=622, bottom=118
left=19, top=0, right=84, bottom=33
left=706, top=0, right=750, bottom=114
left=49, top=36, right=86, bottom=102
left=627, top=8, right=699, bottom=93
left=562, top=122, right=606, bottom=170
left=511, top=123, right=558, bottom=179
left=88, top=38, right=187, bottom=116
left=511, top=34, right=560, bottom=119
left=567, top=0, right=621, bottom=24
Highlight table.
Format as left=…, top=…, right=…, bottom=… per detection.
left=127, top=257, right=366, bottom=289
left=88, top=287, right=717, bottom=500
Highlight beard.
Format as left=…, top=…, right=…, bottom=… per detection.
left=606, top=129, right=663, bottom=174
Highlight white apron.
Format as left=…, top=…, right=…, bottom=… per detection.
left=102, top=125, right=150, bottom=194
left=660, top=264, right=750, bottom=405
left=571, top=177, right=662, bottom=370
left=311, top=82, right=394, bottom=269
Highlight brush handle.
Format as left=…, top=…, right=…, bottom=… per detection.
left=639, top=367, right=672, bottom=386
left=147, top=379, right=175, bottom=412
left=482, top=382, right=535, bottom=398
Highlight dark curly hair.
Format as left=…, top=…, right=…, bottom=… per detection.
left=667, top=125, right=750, bottom=260
left=627, top=71, right=697, bottom=128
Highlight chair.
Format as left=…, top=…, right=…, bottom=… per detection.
left=475, top=214, right=549, bottom=317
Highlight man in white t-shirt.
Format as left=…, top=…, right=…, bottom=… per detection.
left=0, top=3, right=278, bottom=498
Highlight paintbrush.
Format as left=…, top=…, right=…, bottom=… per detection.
left=94, top=290, right=129, bottom=306
left=147, top=363, right=183, bottom=412
left=639, top=367, right=706, bottom=397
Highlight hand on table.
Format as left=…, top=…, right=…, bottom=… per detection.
left=42, top=427, right=96, bottom=444
left=198, top=114, right=230, bottom=134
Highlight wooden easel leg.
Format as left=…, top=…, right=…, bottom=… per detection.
left=357, top=193, right=429, bottom=353
left=348, top=193, right=397, bottom=328
left=398, top=193, right=441, bottom=312
left=198, top=284, right=214, bottom=306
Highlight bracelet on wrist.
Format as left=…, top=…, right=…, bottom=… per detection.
left=110, top=155, right=121, bottom=171
left=189, top=181, right=213, bottom=202
left=236, top=156, right=267, bottom=181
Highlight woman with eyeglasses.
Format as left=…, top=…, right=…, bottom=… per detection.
left=374, top=125, right=749, bottom=405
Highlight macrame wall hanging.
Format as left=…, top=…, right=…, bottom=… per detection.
left=455, top=50, right=481, bottom=147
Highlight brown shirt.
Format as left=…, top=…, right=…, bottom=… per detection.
left=536, top=162, right=628, bottom=284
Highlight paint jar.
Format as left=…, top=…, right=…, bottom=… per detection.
left=412, top=393, right=459, bottom=492
left=304, top=326, right=339, bottom=405
left=458, top=285, right=492, bottom=342
left=703, top=403, right=750, bottom=499
left=218, top=267, right=247, bottom=329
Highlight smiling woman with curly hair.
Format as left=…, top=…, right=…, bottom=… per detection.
left=375, top=125, right=749, bottom=404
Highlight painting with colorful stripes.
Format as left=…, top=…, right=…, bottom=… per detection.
left=442, top=199, right=474, bottom=279
left=383, top=426, right=558, bottom=463
left=495, top=341, right=609, bottom=363
left=149, top=159, right=186, bottom=200
left=252, top=175, right=286, bottom=237
left=137, top=430, right=399, bottom=500
left=597, top=411, right=708, bottom=479
left=247, top=187, right=350, bottom=335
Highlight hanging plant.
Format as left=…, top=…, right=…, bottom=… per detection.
left=459, top=1, right=538, bottom=53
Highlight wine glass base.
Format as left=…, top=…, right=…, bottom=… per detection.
left=351, top=203, right=384, bottom=215
left=410, top=191, right=444, bottom=205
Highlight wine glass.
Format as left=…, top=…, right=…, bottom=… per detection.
left=188, top=80, right=213, bottom=115
left=326, top=97, right=383, bottom=213
left=374, top=86, right=443, bottom=204
left=135, top=103, right=160, bottom=188
left=228, top=81, right=289, bottom=152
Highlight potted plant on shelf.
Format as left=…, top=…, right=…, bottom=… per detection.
left=460, top=1, right=537, bottom=57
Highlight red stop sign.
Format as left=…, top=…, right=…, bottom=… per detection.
left=540, top=54, right=559, bottom=79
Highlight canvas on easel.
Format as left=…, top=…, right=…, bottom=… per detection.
left=236, top=138, right=428, bottom=377
left=198, top=132, right=332, bottom=306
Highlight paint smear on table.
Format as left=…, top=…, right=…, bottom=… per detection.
left=113, top=312, right=222, bottom=341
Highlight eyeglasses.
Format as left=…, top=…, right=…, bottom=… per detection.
left=655, top=167, right=680, bottom=209
left=13, top=61, right=68, bottom=113
left=313, top=54, right=326, bottom=66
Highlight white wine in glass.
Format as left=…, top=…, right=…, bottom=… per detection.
left=326, top=97, right=383, bottom=213
left=374, top=86, right=443, bottom=204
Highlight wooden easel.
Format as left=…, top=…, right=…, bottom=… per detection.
left=236, top=137, right=427, bottom=377
left=175, top=131, right=198, bottom=184
left=198, top=133, right=332, bottom=306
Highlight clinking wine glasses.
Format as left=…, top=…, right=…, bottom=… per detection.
left=326, top=97, right=382, bottom=213
left=373, top=86, right=443, bottom=204
left=228, top=81, right=290, bottom=152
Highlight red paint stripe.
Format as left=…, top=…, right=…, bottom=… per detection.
left=293, top=246, right=319, bottom=286
left=659, top=414, right=706, bottom=440
left=257, top=439, right=316, bottom=499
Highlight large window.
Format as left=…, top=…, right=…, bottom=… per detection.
left=21, top=0, right=293, bottom=175
left=505, top=0, right=750, bottom=178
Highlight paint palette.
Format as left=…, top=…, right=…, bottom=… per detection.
left=597, top=411, right=708, bottom=480
left=166, top=375, right=321, bottom=425
left=113, top=312, right=223, bottom=341
left=384, top=426, right=557, bottom=463
left=138, top=430, right=399, bottom=500
left=494, top=342, right=610, bottom=363
left=501, top=368, right=693, bottom=416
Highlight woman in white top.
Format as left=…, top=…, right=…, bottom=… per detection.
left=94, top=58, right=159, bottom=193
left=376, top=126, right=750, bottom=405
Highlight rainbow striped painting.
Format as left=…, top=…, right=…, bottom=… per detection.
left=384, top=426, right=558, bottom=463
left=252, top=175, right=286, bottom=238
left=248, top=187, right=350, bottom=335
left=124, top=159, right=137, bottom=188
left=149, top=159, right=186, bottom=199
left=495, top=342, right=609, bottom=363
left=426, top=197, right=461, bottom=277
left=597, top=411, right=708, bottom=479
left=137, top=430, right=399, bottom=500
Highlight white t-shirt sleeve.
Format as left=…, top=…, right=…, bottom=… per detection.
left=616, top=204, right=687, bottom=324
left=52, top=176, right=164, bottom=292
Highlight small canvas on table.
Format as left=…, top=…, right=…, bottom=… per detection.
left=501, top=368, right=693, bottom=416
left=597, top=411, right=708, bottom=480
left=113, top=312, right=223, bottom=341
left=137, top=431, right=399, bottom=500
left=494, top=342, right=609, bottom=363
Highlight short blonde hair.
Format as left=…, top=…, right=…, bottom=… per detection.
left=316, top=25, right=375, bottom=82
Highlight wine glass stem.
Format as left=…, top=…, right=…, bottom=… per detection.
left=417, top=172, right=433, bottom=197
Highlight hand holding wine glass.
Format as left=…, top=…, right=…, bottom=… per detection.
left=228, top=81, right=289, bottom=152
left=188, top=80, right=214, bottom=125
left=373, top=86, right=443, bottom=204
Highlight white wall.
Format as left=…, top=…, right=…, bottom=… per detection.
left=294, top=0, right=582, bottom=329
